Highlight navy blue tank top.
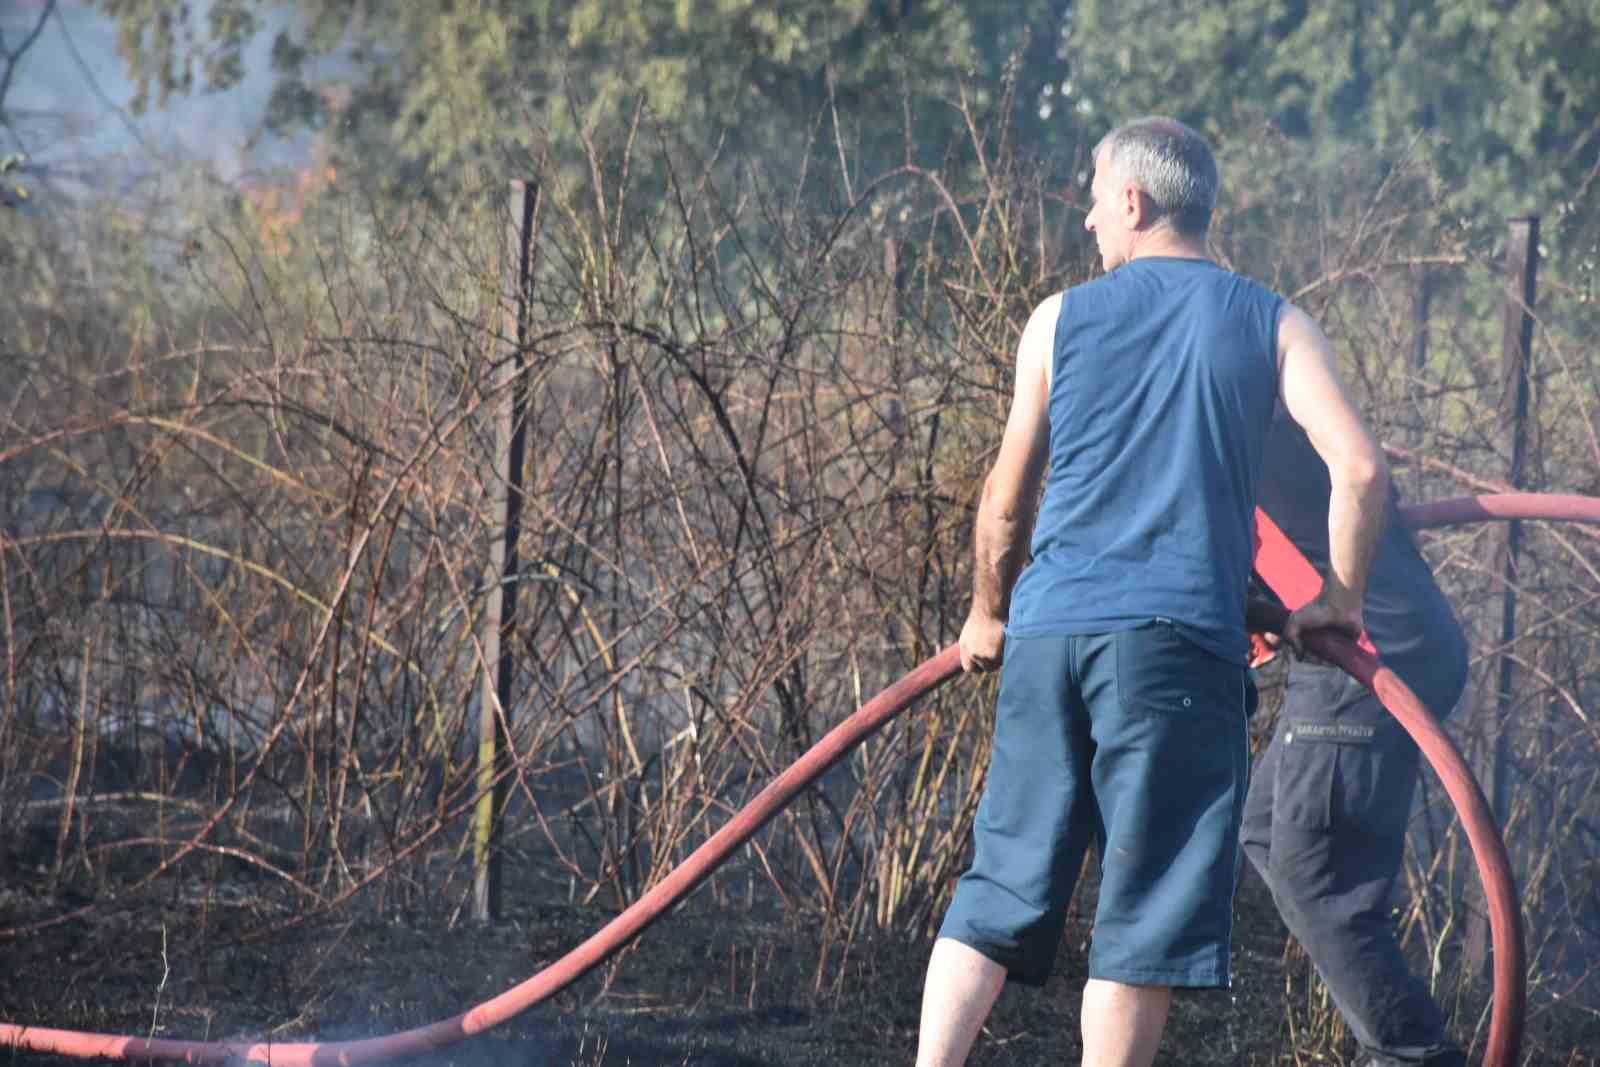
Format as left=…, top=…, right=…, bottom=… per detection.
left=1006, top=257, right=1283, bottom=664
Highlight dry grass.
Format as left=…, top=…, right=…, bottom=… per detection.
left=2, top=83, right=1598, bottom=1066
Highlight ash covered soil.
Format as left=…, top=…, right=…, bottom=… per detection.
left=0, top=871, right=1424, bottom=1066
left=0, top=825, right=1588, bottom=1067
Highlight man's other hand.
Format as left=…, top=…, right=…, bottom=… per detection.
left=1282, top=589, right=1363, bottom=658
left=960, top=613, right=1007, bottom=673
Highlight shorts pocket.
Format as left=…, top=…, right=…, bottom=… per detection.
left=1115, top=621, right=1246, bottom=720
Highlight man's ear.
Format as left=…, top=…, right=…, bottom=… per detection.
left=1123, top=182, right=1152, bottom=229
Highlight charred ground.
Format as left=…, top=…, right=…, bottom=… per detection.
left=3, top=815, right=1590, bottom=1067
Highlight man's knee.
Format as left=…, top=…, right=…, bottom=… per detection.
left=1261, top=830, right=1346, bottom=929
left=1263, top=866, right=1320, bottom=930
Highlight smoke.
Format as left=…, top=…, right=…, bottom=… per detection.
left=1, top=0, right=338, bottom=204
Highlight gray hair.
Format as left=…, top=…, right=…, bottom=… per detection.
left=1094, top=117, right=1218, bottom=236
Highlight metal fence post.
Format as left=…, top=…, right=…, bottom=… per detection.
left=474, top=179, right=539, bottom=922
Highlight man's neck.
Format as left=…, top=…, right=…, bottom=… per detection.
left=1126, top=228, right=1210, bottom=262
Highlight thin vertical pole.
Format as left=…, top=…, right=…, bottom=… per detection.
left=1405, top=263, right=1433, bottom=497
left=1467, top=215, right=1538, bottom=973
left=474, top=179, right=539, bottom=922
left=1488, top=215, right=1538, bottom=823
left=1409, top=263, right=1433, bottom=373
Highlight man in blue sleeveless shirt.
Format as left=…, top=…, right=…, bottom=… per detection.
left=915, top=116, right=1391, bottom=1067
left=1244, top=409, right=1469, bottom=1067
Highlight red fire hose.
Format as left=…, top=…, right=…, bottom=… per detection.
left=4, top=492, right=1595, bottom=1065
left=1402, top=492, right=1600, bottom=531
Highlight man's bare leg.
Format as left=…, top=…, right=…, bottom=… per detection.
left=1081, top=978, right=1172, bottom=1067
left=915, top=937, right=1007, bottom=1067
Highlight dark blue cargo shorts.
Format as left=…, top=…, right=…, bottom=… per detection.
left=939, top=621, right=1251, bottom=988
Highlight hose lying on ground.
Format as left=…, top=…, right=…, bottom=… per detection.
left=8, top=492, right=1595, bottom=1065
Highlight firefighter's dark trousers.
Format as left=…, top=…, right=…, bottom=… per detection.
left=1241, top=663, right=1463, bottom=1066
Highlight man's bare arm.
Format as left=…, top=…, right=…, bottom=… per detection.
left=1276, top=303, right=1390, bottom=651
left=961, top=295, right=1056, bottom=672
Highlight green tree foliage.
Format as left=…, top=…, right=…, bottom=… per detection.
left=1063, top=0, right=1600, bottom=255
left=102, top=0, right=1077, bottom=197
